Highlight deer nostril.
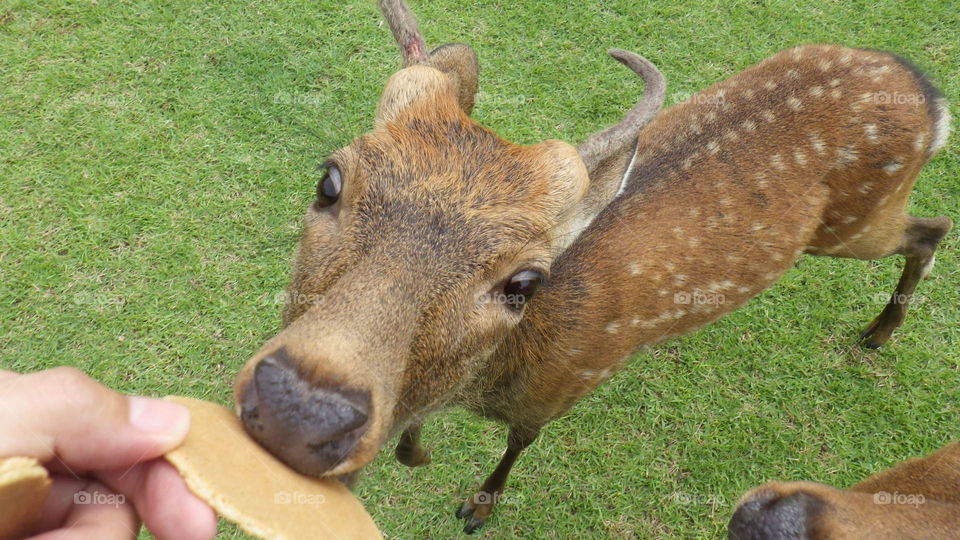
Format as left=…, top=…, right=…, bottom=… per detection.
left=240, top=352, right=372, bottom=476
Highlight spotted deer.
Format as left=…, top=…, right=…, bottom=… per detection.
left=233, top=0, right=953, bottom=534
left=730, top=441, right=960, bottom=538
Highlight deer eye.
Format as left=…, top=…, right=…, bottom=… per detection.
left=502, top=269, right=545, bottom=311
left=315, top=165, right=342, bottom=208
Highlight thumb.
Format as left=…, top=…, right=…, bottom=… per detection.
left=0, top=367, right=189, bottom=472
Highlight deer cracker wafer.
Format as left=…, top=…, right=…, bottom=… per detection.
left=0, top=457, right=51, bottom=540
left=164, top=397, right=381, bottom=540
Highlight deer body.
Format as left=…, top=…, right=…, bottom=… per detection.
left=447, top=45, right=953, bottom=530
left=233, top=1, right=952, bottom=533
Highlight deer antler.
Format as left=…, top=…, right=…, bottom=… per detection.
left=379, top=0, right=429, bottom=66
left=576, top=49, right=666, bottom=173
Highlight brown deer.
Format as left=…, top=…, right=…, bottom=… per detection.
left=730, top=441, right=960, bottom=538
left=232, top=0, right=953, bottom=533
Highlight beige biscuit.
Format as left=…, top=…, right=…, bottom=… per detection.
left=0, top=457, right=52, bottom=540
left=164, top=396, right=381, bottom=540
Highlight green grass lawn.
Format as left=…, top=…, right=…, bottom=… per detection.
left=2, top=0, right=958, bottom=538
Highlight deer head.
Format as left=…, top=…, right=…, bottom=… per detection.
left=233, top=0, right=664, bottom=478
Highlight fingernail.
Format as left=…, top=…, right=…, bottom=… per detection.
left=128, top=397, right=190, bottom=438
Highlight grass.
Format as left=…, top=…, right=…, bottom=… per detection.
left=1, top=0, right=958, bottom=538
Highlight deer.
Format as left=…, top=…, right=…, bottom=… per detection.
left=730, top=441, right=960, bottom=539
left=232, top=0, right=953, bottom=534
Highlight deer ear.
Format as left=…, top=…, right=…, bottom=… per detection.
left=375, top=65, right=459, bottom=126
left=425, top=43, right=478, bottom=115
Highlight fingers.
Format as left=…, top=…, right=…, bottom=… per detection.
left=30, top=479, right=140, bottom=540
left=99, top=460, right=217, bottom=540
left=0, top=367, right=190, bottom=471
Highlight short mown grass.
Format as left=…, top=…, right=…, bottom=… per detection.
left=1, top=0, right=958, bottom=538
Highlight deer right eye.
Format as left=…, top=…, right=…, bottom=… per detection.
left=315, top=165, right=343, bottom=208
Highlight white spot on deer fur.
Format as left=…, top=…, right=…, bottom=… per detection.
left=830, top=89, right=842, bottom=99
left=682, top=156, right=695, bottom=170
left=762, top=110, right=776, bottom=122
left=724, top=131, right=740, bottom=142
left=690, top=121, right=703, bottom=135
left=605, top=322, right=621, bottom=334
left=763, top=272, right=779, bottom=281
left=791, top=48, right=803, bottom=61
left=829, top=78, right=841, bottom=87
left=672, top=226, right=685, bottom=237
left=764, top=80, right=777, bottom=91
left=929, top=98, right=951, bottom=154
left=920, top=254, right=936, bottom=279
left=770, top=154, right=786, bottom=170
left=707, top=139, right=720, bottom=154
left=850, top=232, right=864, bottom=241
left=744, top=88, right=756, bottom=99
left=836, top=145, right=858, bottom=165
left=787, top=69, right=800, bottom=79
left=664, top=262, right=677, bottom=272
left=772, top=252, right=784, bottom=261
left=725, top=253, right=743, bottom=263
left=810, top=133, right=826, bottom=154
left=818, top=60, right=833, bottom=71
left=751, top=223, right=765, bottom=232
left=843, top=215, right=858, bottom=224
left=687, top=237, right=701, bottom=249
left=719, top=196, right=733, bottom=207
left=883, top=161, right=904, bottom=175
left=859, top=182, right=874, bottom=194
left=864, top=124, right=879, bottom=142
left=755, top=173, right=769, bottom=189
left=861, top=225, right=873, bottom=233
left=630, top=316, right=641, bottom=326
left=737, top=286, right=751, bottom=294
left=914, top=132, right=928, bottom=152
left=706, top=111, right=718, bottom=121
left=579, top=369, right=596, bottom=379
left=742, top=119, right=757, bottom=132
left=787, top=96, right=803, bottom=110
left=794, top=151, right=807, bottom=165
left=673, top=274, right=688, bottom=286
left=839, top=52, right=853, bottom=64
left=808, top=86, right=824, bottom=97
left=629, top=262, right=642, bottom=275
left=659, top=288, right=670, bottom=297
left=688, top=208, right=701, bottom=218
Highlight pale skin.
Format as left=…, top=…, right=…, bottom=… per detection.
left=0, top=368, right=217, bottom=540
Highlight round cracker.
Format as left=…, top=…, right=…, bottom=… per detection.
left=0, top=457, right=52, bottom=540
left=164, top=396, right=381, bottom=540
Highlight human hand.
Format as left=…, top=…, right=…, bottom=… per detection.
left=0, top=368, right=217, bottom=540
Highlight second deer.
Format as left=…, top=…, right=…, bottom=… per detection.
left=233, top=0, right=952, bottom=533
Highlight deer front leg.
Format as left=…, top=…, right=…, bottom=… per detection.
left=456, top=426, right=539, bottom=534
left=395, top=423, right=431, bottom=467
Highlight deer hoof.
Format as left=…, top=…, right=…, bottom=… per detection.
left=456, top=492, right=494, bottom=533
left=396, top=446, right=431, bottom=467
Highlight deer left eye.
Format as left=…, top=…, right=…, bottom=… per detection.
left=315, top=165, right=342, bottom=208
left=502, top=269, right=545, bottom=311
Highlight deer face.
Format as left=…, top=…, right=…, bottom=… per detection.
left=233, top=65, right=589, bottom=477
